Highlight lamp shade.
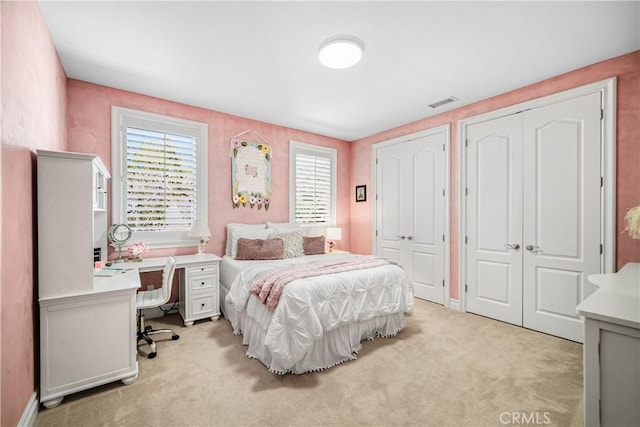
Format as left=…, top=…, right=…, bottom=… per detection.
left=326, top=227, right=342, bottom=241
left=188, top=219, right=211, bottom=238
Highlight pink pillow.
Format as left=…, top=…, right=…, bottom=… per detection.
left=303, top=235, right=326, bottom=255
left=235, top=238, right=284, bottom=260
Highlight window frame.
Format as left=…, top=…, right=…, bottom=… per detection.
left=289, top=140, right=337, bottom=226
left=111, top=106, right=208, bottom=249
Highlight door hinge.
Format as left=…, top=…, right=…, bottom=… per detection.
left=465, top=139, right=468, bottom=148
left=442, top=144, right=445, bottom=151
left=442, top=189, right=445, bottom=197
left=442, top=234, right=445, bottom=242
left=442, top=279, right=445, bottom=287
left=601, top=109, right=604, bottom=120
left=601, top=176, right=604, bottom=187
left=465, top=236, right=468, bottom=244
left=376, top=194, right=379, bottom=200
left=600, top=244, right=603, bottom=254
left=376, top=230, right=378, bottom=237
left=465, top=284, right=468, bottom=293
left=465, top=187, right=468, bottom=196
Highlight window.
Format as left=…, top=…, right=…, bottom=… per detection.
left=112, top=107, right=207, bottom=248
left=289, top=141, right=337, bottom=225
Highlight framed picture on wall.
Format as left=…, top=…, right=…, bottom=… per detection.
left=355, top=185, right=366, bottom=202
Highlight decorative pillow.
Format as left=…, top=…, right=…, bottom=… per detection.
left=229, top=227, right=271, bottom=258
left=235, top=238, right=284, bottom=260
left=269, top=231, right=304, bottom=258
left=225, top=223, right=267, bottom=256
left=303, top=235, right=326, bottom=255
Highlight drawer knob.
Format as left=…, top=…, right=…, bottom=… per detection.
left=201, top=282, right=205, bottom=286
left=201, top=303, right=205, bottom=308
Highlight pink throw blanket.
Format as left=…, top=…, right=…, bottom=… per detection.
left=250, top=257, right=392, bottom=310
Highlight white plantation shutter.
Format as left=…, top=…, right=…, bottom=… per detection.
left=112, top=107, right=207, bottom=248
left=126, top=127, right=197, bottom=232
left=290, top=141, right=336, bottom=225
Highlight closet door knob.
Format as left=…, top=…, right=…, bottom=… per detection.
left=526, top=245, right=540, bottom=251
left=395, top=235, right=406, bottom=240
left=505, top=243, right=520, bottom=250
left=407, top=236, right=414, bottom=241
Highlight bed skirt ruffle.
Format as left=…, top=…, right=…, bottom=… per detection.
left=221, top=282, right=406, bottom=374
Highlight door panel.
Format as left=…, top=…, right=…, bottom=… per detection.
left=408, top=136, right=445, bottom=303
left=522, top=92, right=602, bottom=342
left=534, top=268, right=582, bottom=318
left=377, top=156, right=402, bottom=263
left=466, top=114, right=523, bottom=325
left=376, top=130, right=446, bottom=305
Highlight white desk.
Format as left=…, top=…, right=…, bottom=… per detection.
left=116, top=253, right=222, bottom=326
left=577, top=263, right=640, bottom=427
left=40, top=269, right=140, bottom=408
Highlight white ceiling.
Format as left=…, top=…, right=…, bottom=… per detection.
left=38, top=1, right=639, bottom=141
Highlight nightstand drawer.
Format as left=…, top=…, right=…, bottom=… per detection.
left=189, top=275, right=216, bottom=292
left=191, top=293, right=217, bottom=316
left=188, top=265, right=216, bottom=276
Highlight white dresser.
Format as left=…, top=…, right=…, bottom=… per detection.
left=37, top=150, right=139, bottom=409
left=577, top=262, right=640, bottom=427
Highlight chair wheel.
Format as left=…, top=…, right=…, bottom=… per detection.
left=172, top=334, right=180, bottom=340
left=145, top=326, right=153, bottom=332
left=148, top=352, right=157, bottom=359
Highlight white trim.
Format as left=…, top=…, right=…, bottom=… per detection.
left=288, top=140, right=338, bottom=226
left=371, top=124, right=451, bottom=307
left=17, top=392, right=38, bottom=427
left=457, top=77, right=617, bottom=313
left=111, top=106, right=208, bottom=249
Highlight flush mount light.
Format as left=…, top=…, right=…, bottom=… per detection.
left=318, top=35, right=364, bottom=69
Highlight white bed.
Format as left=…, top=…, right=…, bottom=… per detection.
left=220, top=252, right=414, bottom=374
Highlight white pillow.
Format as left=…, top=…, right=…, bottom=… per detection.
left=226, top=223, right=266, bottom=256
left=266, top=222, right=300, bottom=231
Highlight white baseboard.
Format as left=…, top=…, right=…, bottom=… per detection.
left=18, top=392, right=38, bottom=427
left=448, top=299, right=461, bottom=311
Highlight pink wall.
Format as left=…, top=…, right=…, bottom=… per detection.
left=1, top=1, right=68, bottom=425
left=66, top=81, right=352, bottom=260
left=350, top=51, right=640, bottom=300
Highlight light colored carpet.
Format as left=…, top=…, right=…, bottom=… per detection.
left=34, top=299, right=584, bottom=426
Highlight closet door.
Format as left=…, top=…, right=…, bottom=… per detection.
left=522, top=92, right=602, bottom=342
left=465, top=114, right=524, bottom=325
left=375, top=132, right=446, bottom=304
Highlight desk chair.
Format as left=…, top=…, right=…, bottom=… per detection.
left=136, top=256, right=179, bottom=358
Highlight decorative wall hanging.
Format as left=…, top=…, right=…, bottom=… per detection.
left=355, top=185, right=366, bottom=202
left=230, top=129, right=272, bottom=210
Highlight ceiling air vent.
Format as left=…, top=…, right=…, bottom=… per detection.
left=429, top=96, right=459, bottom=109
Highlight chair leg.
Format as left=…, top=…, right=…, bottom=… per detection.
left=136, top=309, right=179, bottom=359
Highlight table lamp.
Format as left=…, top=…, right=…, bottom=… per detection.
left=188, top=219, right=211, bottom=255
left=326, top=227, right=342, bottom=252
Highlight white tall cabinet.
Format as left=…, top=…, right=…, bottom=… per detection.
left=578, top=263, right=640, bottom=427
left=37, top=150, right=139, bottom=409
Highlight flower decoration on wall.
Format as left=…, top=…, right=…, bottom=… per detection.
left=231, top=134, right=272, bottom=211
left=623, top=205, right=640, bottom=239
left=128, top=242, right=148, bottom=262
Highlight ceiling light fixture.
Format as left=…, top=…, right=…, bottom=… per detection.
left=318, top=35, right=364, bottom=69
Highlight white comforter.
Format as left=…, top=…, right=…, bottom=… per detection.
left=226, top=253, right=414, bottom=370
